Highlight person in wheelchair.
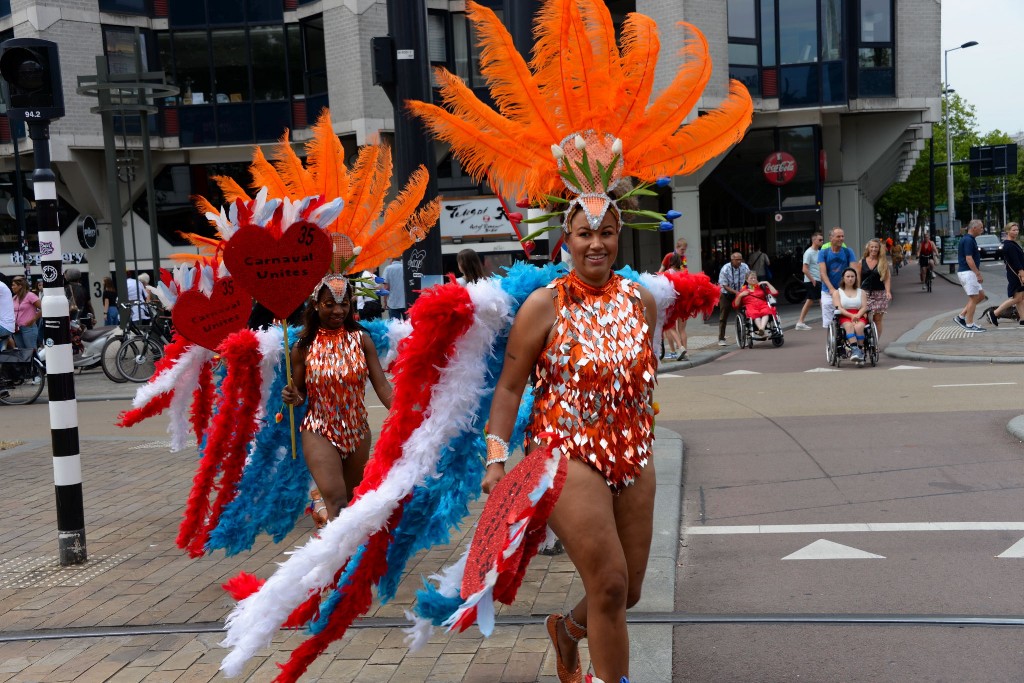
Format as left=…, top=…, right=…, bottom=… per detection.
left=832, top=267, right=869, bottom=363
left=736, top=271, right=780, bottom=340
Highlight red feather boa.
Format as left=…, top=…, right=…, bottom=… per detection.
left=663, top=270, right=720, bottom=328
left=177, top=329, right=263, bottom=557
left=190, top=359, right=216, bottom=445
left=115, top=334, right=191, bottom=428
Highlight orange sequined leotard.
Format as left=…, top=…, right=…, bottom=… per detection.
left=300, top=326, right=369, bottom=455
left=527, top=271, right=656, bottom=491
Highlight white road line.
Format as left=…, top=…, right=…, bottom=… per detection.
left=686, top=522, right=1024, bottom=535
left=932, top=382, right=1017, bottom=388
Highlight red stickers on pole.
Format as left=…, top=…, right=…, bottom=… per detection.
left=172, top=277, right=250, bottom=351
left=222, top=222, right=332, bottom=319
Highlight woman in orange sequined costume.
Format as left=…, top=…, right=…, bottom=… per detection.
left=482, top=199, right=657, bottom=683
left=282, top=276, right=392, bottom=522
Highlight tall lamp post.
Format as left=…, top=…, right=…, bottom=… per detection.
left=944, top=40, right=978, bottom=236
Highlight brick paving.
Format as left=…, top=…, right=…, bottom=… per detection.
left=0, top=436, right=609, bottom=682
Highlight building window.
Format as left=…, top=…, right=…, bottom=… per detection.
left=251, top=26, right=287, bottom=101
left=778, top=0, right=818, bottom=65
left=99, top=0, right=152, bottom=16
left=855, top=0, right=894, bottom=97
left=172, top=0, right=282, bottom=28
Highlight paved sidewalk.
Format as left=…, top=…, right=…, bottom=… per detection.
left=0, top=427, right=682, bottom=682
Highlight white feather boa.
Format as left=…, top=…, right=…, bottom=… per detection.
left=383, top=317, right=413, bottom=371
left=256, top=327, right=285, bottom=421
left=219, top=280, right=513, bottom=676
left=128, top=343, right=215, bottom=453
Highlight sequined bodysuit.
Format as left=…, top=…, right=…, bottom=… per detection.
left=300, top=326, right=369, bottom=455
left=527, top=271, right=656, bottom=491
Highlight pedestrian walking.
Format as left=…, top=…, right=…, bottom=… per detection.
left=355, top=269, right=383, bottom=321
left=125, top=271, right=151, bottom=322
left=748, top=245, right=770, bottom=279
left=280, top=274, right=393, bottom=524
left=0, top=275, right=14, bottom=350
left=382, top=258, right=406, bottom=320
left=663, top=253, right=686, bottom=358
left=860, top=239, right=891, bottom=340
left=717, top=252, right=750, bottom=345
left=455, top=248, right=485, bottom=285
left=102, top=276, right=118, bottom=325
left=9, top=275, right=40, bottom=349
left=817, top=227, right=859, bottom=328
left=984, top=221, right=1024, bottom=327
left=794, top=231, right=823, bottom=330
left=953, top=219, right=986, bottom=332
left=658, top=237, right=687, bottom=273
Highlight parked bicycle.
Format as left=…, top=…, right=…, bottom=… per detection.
left=0, top=347, right=46, bottom=406
left=107, top=302, right=173, bottom=383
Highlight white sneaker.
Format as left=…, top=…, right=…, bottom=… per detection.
left=794, top=322, right=811, bottom=330
left=717, top=339, right=728, bottom=346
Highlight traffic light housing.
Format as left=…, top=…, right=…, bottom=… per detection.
left=0, top=38, right=64, bottom=121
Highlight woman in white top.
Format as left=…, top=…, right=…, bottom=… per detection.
left=832, top=267, right=868, bottom=362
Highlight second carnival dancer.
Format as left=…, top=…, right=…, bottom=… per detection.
left=282, top=272, right=393, bottom=523
left=411, top=1, right=753, bottom=681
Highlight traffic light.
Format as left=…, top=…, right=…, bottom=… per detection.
left=0, top=38, right=64, bottom=121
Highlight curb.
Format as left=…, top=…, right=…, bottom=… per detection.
left=1007, top=415, right=1024, bottom=443
left=884, top=310, right=1024, bottom=364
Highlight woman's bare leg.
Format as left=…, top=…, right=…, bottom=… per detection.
left=342, top=431, right=371, bottom=502
left=302, top=432, right=348, bottom=520
left=548, top=460, right=656, bottom=681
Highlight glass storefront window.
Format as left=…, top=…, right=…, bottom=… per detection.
left=251, top=26, right=287, bottom=101
left=760, top=0, right=776, bottom=66
left=858, top=47, right=892, bottom=68
left=212, top=29, right=250, bottom=103
left=173, top=31, right=213, bottom=104
left=728, top=0, right=757, bottom=39
left=820, top=0, right=841, bottom=61
left=860, top=0, right=891, bottom=43
left=777, top=126, right=816, bottom=207
left=729, top=43, right=759, bottom=66
left=778, top=0, right=817, bottom=64
left=104, top=27, right=148, bottom=75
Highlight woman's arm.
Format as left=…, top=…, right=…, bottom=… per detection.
left=856, top=291, right=868, bottom=317
left=763, top=282, right=778, bottom=295
left=281, top=344, right=307, bottom=406
left=481, top=289, right=555, bottom=493
left=362, top=331, right=393, bottom=410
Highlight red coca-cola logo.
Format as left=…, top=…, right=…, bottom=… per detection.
left=763, top=152, right=797, bottom=186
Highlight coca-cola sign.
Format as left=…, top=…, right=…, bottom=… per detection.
left=763, top=151, right=797, bottom=186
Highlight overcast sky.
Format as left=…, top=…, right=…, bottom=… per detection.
left=941, top=0, right=1024, bottom=136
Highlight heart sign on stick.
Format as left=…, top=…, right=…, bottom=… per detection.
left=223, top=222, right=332, bottom=319
left=172, top=277, right=251, bottom=351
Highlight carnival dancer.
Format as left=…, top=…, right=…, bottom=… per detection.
left=410, top=1, right=752, bottom=678
left=282, top=273, right=392, bottom=523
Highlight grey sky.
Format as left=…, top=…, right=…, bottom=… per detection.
left=942, top=0, right=1024, bottom=136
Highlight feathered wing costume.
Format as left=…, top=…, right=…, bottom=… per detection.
left=404, top=0, right=751, bottom=643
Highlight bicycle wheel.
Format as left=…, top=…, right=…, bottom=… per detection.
left=101, top=334, right=127, bottom=383
left=116, top=336, right=162, bottom=383
left=0, top=359, right=46, bottom=405
left=926, top=269, right=933, bottom=292
left=784, top=281, right=806, bottom=304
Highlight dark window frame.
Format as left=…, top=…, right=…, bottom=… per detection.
left=852, top=0, right=895, bottom=98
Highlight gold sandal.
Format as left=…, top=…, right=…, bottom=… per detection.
left=308, top=489, right=328, bottom=529
left=546, top=611, right=587, bottom=683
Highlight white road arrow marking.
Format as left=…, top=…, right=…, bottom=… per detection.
left=889, top=365, right=923, bottom=371
left=996, top=537, right=1024, bottom=558
left=723, top=370, right=761, bottom=375
left=805, top=368, right=841, bottom=372
left=782, top=539, right=885, bottom=560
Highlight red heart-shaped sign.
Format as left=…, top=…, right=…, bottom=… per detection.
left=172, top=277, right=251, bottom=351
left=222, top=222, right=332, bottom=319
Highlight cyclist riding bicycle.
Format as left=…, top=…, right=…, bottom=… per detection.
left=918, top=234, right=937, bottom=289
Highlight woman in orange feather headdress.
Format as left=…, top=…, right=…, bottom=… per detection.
left=412, top=2, right=751, bottom=682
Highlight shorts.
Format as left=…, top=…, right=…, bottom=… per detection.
left=956, top=270, right=983, bottom=296
left=919, top=255, right=934, bottom=268
left=866, top=290, right=889, bottom=313
left=805, top=281, right=821, bottom=301
left=1007, top=278, right=1024, bottom=298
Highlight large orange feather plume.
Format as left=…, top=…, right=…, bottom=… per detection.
left=410, top=0, right=753, bottom=204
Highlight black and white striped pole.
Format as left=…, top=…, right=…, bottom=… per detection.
left=1, top=39, right=85, bottom=565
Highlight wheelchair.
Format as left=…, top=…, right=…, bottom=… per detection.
left=734, top=302, right=784, bottom=349
left=825, top=312, right=879, bottom=367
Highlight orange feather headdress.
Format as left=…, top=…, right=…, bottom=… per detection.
left=409, top=0, right=753, bottom=235
left=185, top=109, right=440, bottom=276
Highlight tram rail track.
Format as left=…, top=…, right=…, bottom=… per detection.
left=3, top=612, right=1022, bottom=643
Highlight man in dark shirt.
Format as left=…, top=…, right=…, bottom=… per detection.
left=953, top=219, right=986, bottom=331
left=984, top=221, right=1024, bottom=326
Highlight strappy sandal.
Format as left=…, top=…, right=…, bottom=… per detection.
left=307, top=489, right=328, bottom=529
left=547, top=611, right=587, bottom=683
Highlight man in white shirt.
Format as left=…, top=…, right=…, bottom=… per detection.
left=716, top=253, right=749, bottom=345
left=382, top=259, right=406, bottom=320
left=0, top=277, right=15, bottom=349
left=795, top=231, right=823, bottom=330
left=125, top=271, right=151, bottom=322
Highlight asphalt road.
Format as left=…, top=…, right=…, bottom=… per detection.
left=662, top=258, right=1024, bottom=681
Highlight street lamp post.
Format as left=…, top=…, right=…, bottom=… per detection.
left=944, top=40, right=978, bottom=237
